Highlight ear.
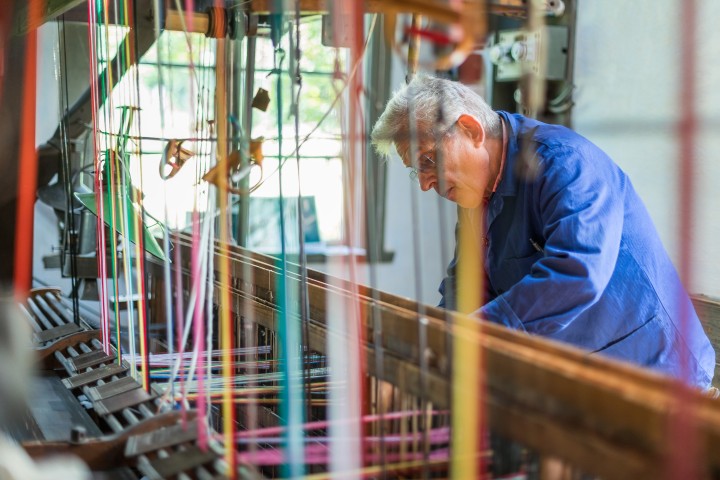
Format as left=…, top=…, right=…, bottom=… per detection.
left=456, top=114, right=485, bottom=147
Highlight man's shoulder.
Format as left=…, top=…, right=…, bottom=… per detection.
left=511, top=116, right=610, bottom=168
left=499, top=112, right=622, bottom=192
left=510, top=114, right=589, bottom=150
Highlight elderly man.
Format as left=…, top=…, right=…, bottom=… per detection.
left=371, top=75, right=715, bottom=389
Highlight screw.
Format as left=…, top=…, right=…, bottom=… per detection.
left=71, top=426, right=87, bottom=443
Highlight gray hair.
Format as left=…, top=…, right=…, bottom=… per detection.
left=371, top=75, right=502, bottom=157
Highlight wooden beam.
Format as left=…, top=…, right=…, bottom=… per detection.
left=150, top=235, right=720, bottom=479
left=34, top=330, right=102, bottom=369
left=12, top=0, right=85, bottom=36
left=22, top=411, right=196, bottom=469
left=164, top=9, right=209, bottom=35
left=246, top=0, right=462, bottom=23
left=692, top=295, right=720, bottom=387
left=246, top=0, right=526, bottom=21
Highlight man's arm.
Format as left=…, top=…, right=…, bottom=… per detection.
left=440, top=214, right=495, bottom=312
left=438, top=257, right=457, bottom=310
left=479, top=143, right=625, bottom=338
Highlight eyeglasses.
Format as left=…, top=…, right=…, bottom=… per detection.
left=408, top=152, right=437, bottom=181
left=406, top=123, right=456, bottom=181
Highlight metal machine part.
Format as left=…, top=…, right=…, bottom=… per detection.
left=489, top=25, right=568, bottom=81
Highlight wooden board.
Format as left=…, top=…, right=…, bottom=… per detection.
left=125, top=423, right=198, bottom=457
left=12, top=0, right=85, bottom=35
left=34, top=323, right=82, bottom=343
left=147, top=235, right=720, bottom=480
left=68, top=350, right=116, bottom=372
left=139, top=446, right=218, bottom=480
left=692, top=295, right=720, bottom=387
left=87, top=376, right=142, bottom=402
left=63, top=364, right=128, bottom=389
left=93, top=388, right=156, bottom=416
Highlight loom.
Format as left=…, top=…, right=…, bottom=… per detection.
left=2, top=0, right=720, bottom=479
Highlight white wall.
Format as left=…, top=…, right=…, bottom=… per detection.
left=574, top=0, right=720, bottom=296
left=34, top=23, right=67, bottom=290
left=36, top=24, right=61, bottom=145
left=371, top=159, right=458, bottom=306
left=34, top=22, right=93, bottom=293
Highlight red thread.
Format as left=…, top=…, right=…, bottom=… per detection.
left=14, top=0, right=44, bottom=298
left=403, top=26, right=453, bottom=46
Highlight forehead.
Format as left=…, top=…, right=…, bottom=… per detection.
left=394, top=138, right=435, bottom=166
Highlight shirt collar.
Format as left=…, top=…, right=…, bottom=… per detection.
left=493, top=111, right=522, bottom=197
left=491, top=117, right=508, bottom=193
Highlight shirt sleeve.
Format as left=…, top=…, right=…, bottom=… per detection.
left=440, top=213, right=495, bottom=312
left=479, top=144, right=626, bottom=339
left=438, top=254, right=457, bottom=310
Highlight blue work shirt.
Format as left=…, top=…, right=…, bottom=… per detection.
left=439, top=112, right=716, bottom=388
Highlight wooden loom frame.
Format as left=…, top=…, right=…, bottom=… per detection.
left=146, top=235, right=720, bottom=480
left=10, top=0, right=719, bottom=477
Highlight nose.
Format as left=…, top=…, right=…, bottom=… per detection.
left=418, top=172, right=436, bottom=192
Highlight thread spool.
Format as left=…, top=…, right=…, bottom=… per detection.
left=205, top=7, right=227, bottom=39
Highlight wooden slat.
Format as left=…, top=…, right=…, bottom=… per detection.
left=68, top=350, right=116, bottom=371
left=33, top=323, right=82, bottom=343
left=87, top=376, right=141, bottom=402
left=63, top=364, right=128, bottom=389
left=28, top=287, right=63, bottom=296
left=125, top=423, right=198, bottom=457
left=143, top=447, right=217, bottom=479
left=692, top=295, right=720, bottom=387
left=12, top=0, right=85, bottom=35
left=93, top=388, right=156, bottom=416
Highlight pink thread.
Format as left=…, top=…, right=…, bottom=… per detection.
left=236, top=445, right=451, bottom=467
left=234, top=427, right=451, bottom=446
left=669, top=1, right=700, bottom=479
left=190, top=211, right=208, bottom=450
left=173, top=231, right=186, bottom=424
left=85, top=1, right=111, bottom=353
left=235, top=410, right=448, bottom=439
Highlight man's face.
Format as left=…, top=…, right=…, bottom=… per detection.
left=397, top=117, right=492, bottom=209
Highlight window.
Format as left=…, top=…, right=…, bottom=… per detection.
left=94, top=14, right=392, bottom=261
left=244, top=17, right=346, bottom=250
